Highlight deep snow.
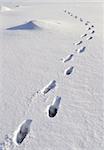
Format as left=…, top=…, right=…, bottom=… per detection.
left=0, top=1, right=103, bottom=150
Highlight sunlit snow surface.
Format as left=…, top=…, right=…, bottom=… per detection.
left=0, top=2, right=103, bottom=150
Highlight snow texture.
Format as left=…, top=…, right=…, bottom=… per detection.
left=0, top=1, right=103, bottom=150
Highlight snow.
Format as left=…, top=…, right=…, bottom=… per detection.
left=0, top=1, right=103, bottom=150
left=0, top=6, right=12, bottom=12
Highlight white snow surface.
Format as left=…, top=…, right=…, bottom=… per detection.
left=0, top=1, right=103, bottom=150
left=0, top=6, right=12, bottom=12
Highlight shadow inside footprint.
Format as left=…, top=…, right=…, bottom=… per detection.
left=62, top=54, right=74, bottom=63
left=81, top=33, right=87, bottom=38
left=87, top=27, right=91, bottom=30
left=91, top=25, right=94, bottom=28
left=64, top=66, right=74, bottom=76
left=13, top=119, right=32, bottom=146
left=87, top=37, right=93, bottom=40
left=47, top=96, right=61, bottom=118
left=41, top=80, right=56, bottom=95
left=80, top=18, right=83, bottom=22
left=85, top=22, right=88, bottom=26
left=74, top=16, right=78, bottom=19
left=74, top=41, right=83, bottom=46
left=76, top=46, right=86, bottom=53
left=49, top=106, right=58, bottom=117
left=91, top=30, right=95, bottom=34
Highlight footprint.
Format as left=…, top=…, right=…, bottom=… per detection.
left=74, top=40, right=83, bottom=46
left=16, top=5, right=20, bottom=8
left=90, top=30, right=95, bottom=34
left=70, top=13, right=73, bottom=16
left=85, top=22, right=88, bottom=26
left=41, top=80, right=56, bottom=95
left=68, top=11, right=70, bottom=14
left=80, top=18, right=83, bottom=22
left=87, top=36, right=93, bottom=40
left=62, top=54, right=74, bottom=63
left=80, top=33, right=87, bottom=38
left=87, top=27, right=91, bottom=30
left=75, top=16, right=78, bottom=19
left=64, top=66, right=74, bottom=76
left=76, top=46, right=86, bottom=53
left=86, top=21, right=90, bottom=24
left=64, top=10, right=67, bottom=13
left=47, top=96, right=61, bottom=118
left=91, top=25, right=94, bottom=28
left=13, top=119, right=32, bottom=146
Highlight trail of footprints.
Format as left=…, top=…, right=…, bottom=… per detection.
left=1, top=9, right=96, bottom=149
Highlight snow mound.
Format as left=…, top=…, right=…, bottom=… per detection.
left=7, top=19, right=72, bottom=31
left=7, top=21, right=41, bottom=30
left=0, top=6, right=12, bottom=12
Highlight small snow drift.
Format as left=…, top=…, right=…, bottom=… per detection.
left=47, top=96, right=61, bottom=118
left=74, top=40, right=83, bottom=46
left=6, top=21, right=41, bottom=30
left=64, top=66, right=74, bottom=76
left=0, top=6, right=11, bottom=12
left=41, top=80, right=56, bottom=95
left=13, top=119, right=32, bottom=146
left=62, top=54, right=74, bottom=63
left=76, top=46, right=86, bottom=53
left=81, top=33, right=87, bottom=38
left=87, top=36, right=93, bottom=40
